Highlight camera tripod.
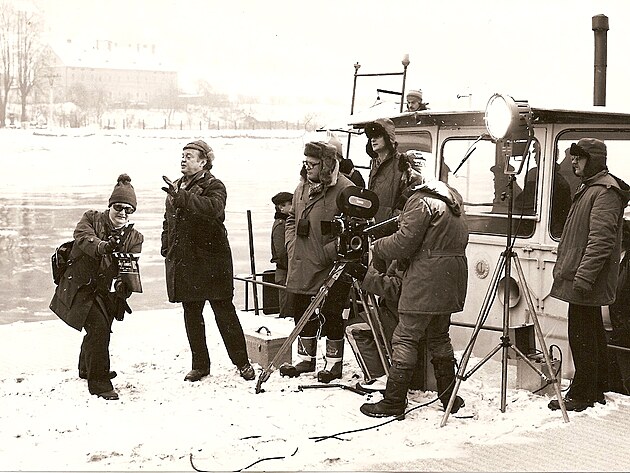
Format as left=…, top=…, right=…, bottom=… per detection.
left=255, top=260, right=391, bottom=393
left=440, top=174, right=569, bottom=426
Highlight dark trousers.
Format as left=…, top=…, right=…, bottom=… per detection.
left=289, top=279, right=350, bottom=339
left=182, top=299, right=249, bottom=370
left=79, top=299, right=114, bottom=395
left=567, top=304, right=608, bottom=402
left=391, top=312, right=454, bottom=369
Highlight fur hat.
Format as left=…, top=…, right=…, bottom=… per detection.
left=271, top=191, right=293, bottom=206
left=108, top=173, right=137, bottom=210
left=365, top=118, right=397, bottom=158
left=303, top=141, right=339, bottom=187
left=184, top=140, right=215, bottom=169
left=572, top=138, right=607, bottom=178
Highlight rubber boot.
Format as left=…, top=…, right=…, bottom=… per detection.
left=360, top=365, right=412, bottom=419
left=279, top=336, right=317, bottom=378
left=317, top=338, right=344, bottom=383
left=432, top=357, right=465, bottom=413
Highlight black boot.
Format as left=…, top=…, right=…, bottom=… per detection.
left=432, top=357, right=465, bottom=413
left=280, top=336, right=317, bottom=378
left=360, top=365, right=412, bottom=419
left=409, top=340, right=426, bottom=391
left=317, top=338, right=344, bottom=383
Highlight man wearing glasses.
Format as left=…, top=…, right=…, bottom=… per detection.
left=280, top=141, right=353, bottom=383
left=550, top=138, right=630, bottom=412
left=50, top=174, right=144, bottom=400
left=161, top=140, right=255, bottom=384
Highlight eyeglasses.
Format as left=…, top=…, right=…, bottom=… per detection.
left=570, top=155, right=585, bottom=163
left=302, top=160, right=321, bottom=169
left=112, top=203, right=135, bottom=214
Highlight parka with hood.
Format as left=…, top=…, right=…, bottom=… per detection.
left=285, top=143, right=353, bottom=295
left=161, top=169, right=234, bottom=302
left=551, top=167, right=630, bottom=306
left=372, top=180, right=469, bottom=316
left=365, top=118, right=408, bottom=223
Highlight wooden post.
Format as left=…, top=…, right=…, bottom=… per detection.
left=247, top=210, right=260, bottom=314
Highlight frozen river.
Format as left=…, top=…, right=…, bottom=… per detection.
left=0, top=128, right=315, bottom=324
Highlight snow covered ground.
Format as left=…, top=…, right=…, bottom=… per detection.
left=1, top=307, right=629, bottom=472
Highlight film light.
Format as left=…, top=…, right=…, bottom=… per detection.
left=484, top=94, right=533, bottom=174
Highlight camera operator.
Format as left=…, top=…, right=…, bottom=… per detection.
left=280, top=141, right=353, bottom=383
left=50, top=174, right=143, bottom=401
left=360, top=179, right=469, bottom=418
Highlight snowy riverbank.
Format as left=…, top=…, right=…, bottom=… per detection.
left=1, top=308, right=629, bottom=472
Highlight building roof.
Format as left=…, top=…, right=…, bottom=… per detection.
left=50, top=39, right=176, bottom=72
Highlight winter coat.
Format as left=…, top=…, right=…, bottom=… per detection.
left=49, top=210, right=144, bottom=331
left=285, top=173, right=353, bottom=295
left=551, top=170, right=630, bottom=306
left=360, top=261, right=403, bottom=339
left=161, top=170, right=234, bottom=302
left=270, top=212, right=288, bottom=270
left=366, top=118, right=407, bottom=223
left=372, top=180, right=469, bottom=316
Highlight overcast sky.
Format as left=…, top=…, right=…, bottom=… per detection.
left=32, top=0, right=630, bottom=117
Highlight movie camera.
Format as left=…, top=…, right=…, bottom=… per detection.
left=320, top=187, right=398, bottom=261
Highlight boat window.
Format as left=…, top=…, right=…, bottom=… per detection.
left=396, top=131, right=434, bottom=184
left=555, top=130, right=630, bottom=239
left=441, top=136, right=538, bottom=237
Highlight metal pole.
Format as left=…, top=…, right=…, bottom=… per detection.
left=246, top=210, right=259, bottom=315
left=400, top=54, right=410, bottom=113
left=592, top=14, right=609, bottom=106
left=347, top=62, right=361, bottom=157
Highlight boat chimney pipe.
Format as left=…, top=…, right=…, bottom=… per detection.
left=592, top=14, right=609, bottom=106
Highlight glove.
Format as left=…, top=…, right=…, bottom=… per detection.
left=100, top=235, right=120, bottom=255
left=114, top=280, right=132, bottom=299
left=345, top=262, right=368, bottom=282
left=161, top=175, right=177, bottom=196
left=573, top=277, right=593, bottom=295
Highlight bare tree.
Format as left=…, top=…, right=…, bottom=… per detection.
left=15, top=8, right=46, bottom=123
left=0, top=1, right=14, bottom=128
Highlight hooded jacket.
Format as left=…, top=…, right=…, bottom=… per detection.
left=373, top=180, right=469, bottom=315
left=285, top=161, right=353, bottom=295
left=365, top=118, right=408, bottom=223
left=551, top=170, right=630, bottom=306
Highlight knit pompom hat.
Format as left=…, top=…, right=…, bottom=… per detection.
left=108, top=173, right=137, bottom=210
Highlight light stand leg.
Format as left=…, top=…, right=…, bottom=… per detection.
left=440, top=252, right=507, bottom=427
left=511, top=254, right=569, bottom=422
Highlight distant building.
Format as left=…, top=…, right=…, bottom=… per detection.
left=47, top=39, right=178, bottom=106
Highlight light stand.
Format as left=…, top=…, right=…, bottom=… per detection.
left=440, top=94, right=569, bottom=426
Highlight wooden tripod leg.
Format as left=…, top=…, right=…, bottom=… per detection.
left=255, top=262, right=346, bottom=393
left=511, top=254, right=570, bottom=423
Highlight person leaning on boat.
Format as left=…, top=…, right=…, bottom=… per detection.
left=161, top=140, right=255, bottom=383
left=549, top=138, right=630, bottom=412
left=50, top=174, right=144, bottom=401
left=279, top=141, right=353, bottom=383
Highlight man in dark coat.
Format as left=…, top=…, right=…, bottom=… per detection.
left=360, top=180, right=469, bottom=418
left=161, top=140, right=255, bottom=383
left=549, top=138, right=630, bottom=412
left=50, top=174, right=144, bottom=400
